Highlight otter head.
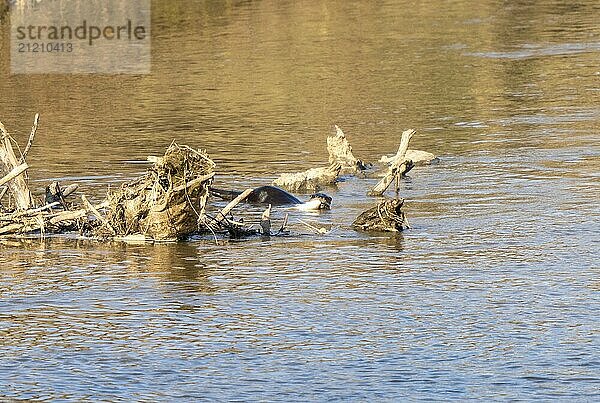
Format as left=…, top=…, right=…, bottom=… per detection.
left=308, top=193, right=332, bottom=210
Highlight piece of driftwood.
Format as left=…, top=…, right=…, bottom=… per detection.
left=48, top=201, right=109, bottom=226
left=368, top=129, right=415, bottom=196
left=273, top=162, right=341, bottom=192
left=82, top=194, right=116, bottom=235
left=98, top=143, right=216, bottom=240
left=21, top=113, right=39, bottom=164
left=260, top=204, right=272, bottom=235
left=273, top=125, right=368, bottom=192
left=11, top=201, right=59, bottom=217
left=205, top=187, right=259, bottom=237
left=0, top=201, right=84, bottom=236
left=380, top=149, right=438, bottom=165
left=297, top=219, right=330, bottom=234
left=0, top=119, right=34, bottom=210
left=44, top=182, right=78, bottom=208
left=327, top=125, right=366, bottom=173
left=352, top=199, right=409, bottom=232
left=214, top=188, right=254, bottom=223
left=0, top=186, right=7, bottom=203
left=278, top=213, right=289, bottom=234
left=0, top=163, right=28, bottom=187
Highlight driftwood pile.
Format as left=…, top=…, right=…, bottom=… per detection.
left=0, top=117, right=259, bottom=240
left=272, top=126, right=434, bottom=232
left=98, top=144, right=215, bottom=240
left=0, top=115, right=85, bottom=236
left=1, top=115, right=435, bottom=240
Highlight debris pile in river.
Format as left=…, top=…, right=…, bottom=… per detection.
left=96, top=143, right=216, bottom=240
left=1, top=115, right=436, bottom=240
left=0, top=115, right=88, bottom=236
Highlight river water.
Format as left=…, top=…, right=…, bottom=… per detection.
left=1, top=1, right=599, bottom=400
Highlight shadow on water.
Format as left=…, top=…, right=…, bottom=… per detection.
left=113, top=241, right=217, bottom=294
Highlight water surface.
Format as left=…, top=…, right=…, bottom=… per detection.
left=0, top=0, right=599, bottom=400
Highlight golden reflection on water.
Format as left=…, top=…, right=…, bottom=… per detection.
left=0, top=0, right=599, bottom=400
left=1, top=1, right=598, bottom=177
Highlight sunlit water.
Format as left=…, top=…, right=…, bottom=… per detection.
left=1, top=0, right=599, bottom=400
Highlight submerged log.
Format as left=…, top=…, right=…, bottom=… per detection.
left=368, top=129, right=415, bottom=196
left=327, top=125, right=366, bottom=173
left=352, top=199, right=409, bottom=232
left=273, top=162, right=341, bottom=192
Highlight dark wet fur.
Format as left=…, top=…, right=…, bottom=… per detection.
left=211, top=186, right=332, bottom=209
left=210, top=186, right=302, bottom=205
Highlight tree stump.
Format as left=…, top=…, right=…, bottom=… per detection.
left=352, top=199, right=408, bottom=232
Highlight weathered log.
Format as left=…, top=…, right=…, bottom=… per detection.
left=0, top=163, right=28, bottom=187
left=48, top=201, right=109, bottom=225
left=380, top=149, right=438, bottom=165
left=352, top=199, right=408, bottom=232
left=0, top=120, right=33, bottom=210
left=48, top=210, right=85, bottom=226
left=214, top=188, right=253, bottom=224
left=327, top=125, right=366, bottom=173
left=0, top=223, right=23, bottom=235
left=368, top=129, right=415, bottom=196
left=273, top=162, right=341, bottom=192
left=10, top=201, right=60, bottom=218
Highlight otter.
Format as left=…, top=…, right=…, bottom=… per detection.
left=210, top=186, right=331, bottom=210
